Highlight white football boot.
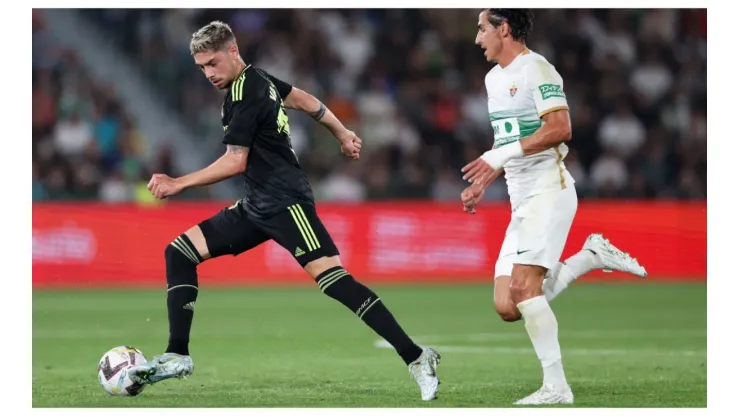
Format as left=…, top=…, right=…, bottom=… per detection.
left=583, top=233, right=648, bottom=277
left=128, top=352, right=194, bottom=385
left=514, top=383, right=574, bottom=405
left=408, top=346, right=441, bottom=401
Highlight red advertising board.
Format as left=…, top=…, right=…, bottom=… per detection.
left=32, top=201, right=706, bottom=288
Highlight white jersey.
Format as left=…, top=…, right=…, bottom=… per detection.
left=485, top=48, right=575, bottom=208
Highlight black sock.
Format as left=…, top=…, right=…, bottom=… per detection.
left=316, top=266, right=423, bottom=365
left=164, top=235, right=203, bottom=356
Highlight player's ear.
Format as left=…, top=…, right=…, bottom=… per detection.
left=228, top=43, right=239, bottom=59
left=500, top=21, right=510, bottom=38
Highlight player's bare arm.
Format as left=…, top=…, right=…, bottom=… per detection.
left=462, top=109, right=571, bottom=183
left=148, top=145, right=249, bottom=199
left=282, top=87, right=361, bottom=160
left=518, top=109, right=571, bottom=155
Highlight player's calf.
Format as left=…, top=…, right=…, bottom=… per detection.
left=511, top=264, right=570, bottom=396
left=308, top=257, right=424, bottom=365
left=165, top=232, right=204, bottom=356
left=308, top=258, right=441, bottom=400
left=131, top=232, right=205, bottom=386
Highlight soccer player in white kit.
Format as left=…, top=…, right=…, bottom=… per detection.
left=461, top=9, right=648, bottom=405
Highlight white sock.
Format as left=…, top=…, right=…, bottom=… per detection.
left=564, top=249, right=602, bottom=275
left=542, top=250, right=602, bottom=302
left=517, top=295, right=568, bottom=391
left=542, top=263, right=571, bottom=302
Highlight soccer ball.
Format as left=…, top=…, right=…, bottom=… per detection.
left=97, top=346, right=148, bottom=396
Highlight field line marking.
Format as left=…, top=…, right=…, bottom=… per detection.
left=373, top=340, right=706, bottom=357
left=401, top=329, right=706, bottom=343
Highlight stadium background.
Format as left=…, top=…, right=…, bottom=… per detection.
left=31, top=8, right=707, bottom=408
left=32, top=8, right=706, bottom=286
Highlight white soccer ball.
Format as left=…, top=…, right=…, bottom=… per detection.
left=97, top=345, right=148, bottom=396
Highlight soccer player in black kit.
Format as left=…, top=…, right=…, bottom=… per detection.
left=127, top=21, right=441, bottom=401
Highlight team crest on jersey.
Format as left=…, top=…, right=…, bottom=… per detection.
left=509, top=82, right=518, bottom=97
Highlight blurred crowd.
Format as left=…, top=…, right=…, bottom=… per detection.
left=35, top=9, right=707, bottom=202
left=32, top=11, right=183, bottom=203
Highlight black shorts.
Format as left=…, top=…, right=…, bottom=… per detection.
left=198, top=200, right=339, bottom=267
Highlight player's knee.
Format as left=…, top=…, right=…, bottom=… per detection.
left=510, top=267, right=546, bottom=305
left=495, top=304, right=522, bottom=322
left=304, top=256, right=342, bottom=280
left=165, top=235, right=203, bottom=269
left=165, top=236, right=200, bottom=290
left=510, top=283, right=539, bottom=305
left=499, top=311, right=521, bottom=322
left=313, top=264, right=353, bottom=293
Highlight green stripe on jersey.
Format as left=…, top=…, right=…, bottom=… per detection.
left=231, top=65, right=251, bottom=102
left=489, top=109, right=542, bottom=148
left=232, top=75, right=244, bottom=101
left=489, top=108, right=539, bottom=121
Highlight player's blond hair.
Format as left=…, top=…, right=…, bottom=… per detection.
left=189, top=21, right=236, bottom=55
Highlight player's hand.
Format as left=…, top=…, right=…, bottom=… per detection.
left=147, top=174, right=184, bottom=200
left=461, top=183, right=485, bottom=214
left=462, top=158, right=496, bottom=184
left=337, top=129, right=362, bottom=160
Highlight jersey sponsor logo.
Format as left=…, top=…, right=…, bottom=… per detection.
left=538, top=84, right=566, bottom=100
left=491, top=117, right=521, bottom=148
left=510, top=82, right=518, bottom=97
left=267, top=82, right=291, bottom=136
left=263, top=75, right=297, bottom=161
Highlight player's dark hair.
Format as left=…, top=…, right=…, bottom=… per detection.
left=486, top=9, right=534, bottom=43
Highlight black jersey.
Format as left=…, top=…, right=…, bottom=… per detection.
left=221, top=65, right=314, bottom=219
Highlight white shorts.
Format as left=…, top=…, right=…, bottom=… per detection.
left=494, top=185, right=578, bottom=278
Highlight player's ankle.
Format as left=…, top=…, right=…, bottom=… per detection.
left=543, top=361, right=568, bottom=392
left=401, top=344, right=424, bottom=365
left=165, top=340, right=190, bottom=356
left=564, top=249, right=602, bottom=275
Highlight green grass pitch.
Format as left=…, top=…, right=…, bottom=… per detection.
left=32, top=282, right=706, bottom=407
